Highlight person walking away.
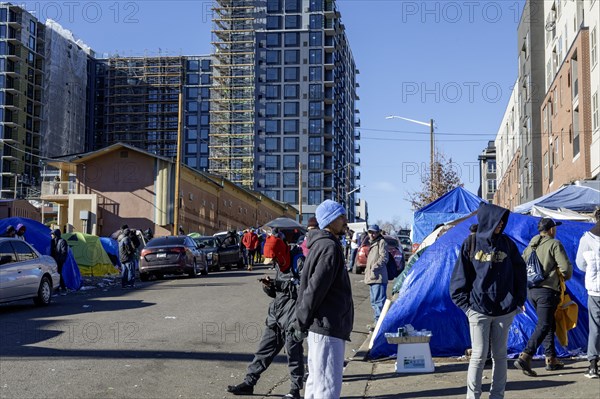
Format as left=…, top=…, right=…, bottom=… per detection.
left=514, top=217, right=573, bottom=376
left=242, top=228, right=259, bottom=271
left=119, top=228, right=136, bottom=288
left=227, top=246, right=303, bottom=398
left=292, top=200, right=354, bottom=399
left=576, top=208, right=600, bottom=378
left=450, top=203, right=527, bottom=399
left=364, top=224, right=388, bottom=331
left=15, top=224, right=26, bottom=241
left=264, top=228, right=289, bottom=270
left=50, top=229, right=69, bottom=295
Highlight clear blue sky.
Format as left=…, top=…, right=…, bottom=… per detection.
left=20, top=0, right=525, bottom=227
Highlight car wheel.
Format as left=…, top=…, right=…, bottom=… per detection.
left=140, top=273, right=150, bottom=282
left=188, top=260, right=198, bottom=278
left=33, top=276, right=52, bottom=306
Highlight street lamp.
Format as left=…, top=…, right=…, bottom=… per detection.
left=385, top=115, right=436, bottom=185
left=346, top=185, right=364, bottom=199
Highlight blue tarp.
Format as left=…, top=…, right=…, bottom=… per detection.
left=514, top=185, right=600, bottom=213
left=0, top=217, right=82, bottom=290
left=100, top=237, right=121, bottom=268
left=370, top=213, right=592, bottom=359
left=412, top=187, right=484, bottom=244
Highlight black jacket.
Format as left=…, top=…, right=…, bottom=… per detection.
left=51, top=237, right=68, bottom=267
left=296, top=229, right=354, bottom=341
left=450, top=203, right=527, bottom=316
left=263, top=267, right=299, bottom=330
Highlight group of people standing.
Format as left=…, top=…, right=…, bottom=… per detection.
left=450, top=203, right=600, bottom=399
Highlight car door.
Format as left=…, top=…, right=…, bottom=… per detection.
left=11, top=240, right=41, bottom=296
left=0, top=241, right=20, bottom=301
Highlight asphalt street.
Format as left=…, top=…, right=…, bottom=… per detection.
left=0, top=264, right=371, bottom=399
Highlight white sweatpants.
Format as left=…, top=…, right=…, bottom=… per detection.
left=304, top=331, right=346, bottom=399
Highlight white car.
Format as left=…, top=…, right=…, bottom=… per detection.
left=0, top=238, right=60, bottom=306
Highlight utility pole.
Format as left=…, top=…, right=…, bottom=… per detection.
left=173, top=91, right=183, bottom=235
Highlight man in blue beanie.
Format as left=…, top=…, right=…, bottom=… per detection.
left=293, top=199, right=354, bottom=399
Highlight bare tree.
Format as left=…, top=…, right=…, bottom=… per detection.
left=406, top=152, right=463, bottom=211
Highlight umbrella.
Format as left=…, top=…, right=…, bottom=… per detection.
left=263, top=217, right=305, bottom=230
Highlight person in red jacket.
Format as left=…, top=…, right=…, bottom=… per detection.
left=264, top=228, right=290, bottom=271
left=242, top=228, right=260, bottom=271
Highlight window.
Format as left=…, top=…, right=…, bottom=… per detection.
left=186, top=115, right=198, bottom=126
left=265, top=155, right=280, bottom=169
left=309, top=31, right=322, bottom=46
left=284, top=84, right=299, bottom=99
left=266, top=50, right=280, bottom=64
left=573, top=108, right=580, bottom=157
left=285, top=15, right=301, bottom=29
left=283, top=172, right=298, bottom=187
left=266, top=67, right=281, bottom=82
left=309, top=119, right=322, bottom=134
left=265, top=172, right=280, bottom=187
left=554, top=136, right=560, bottom=166
left=13, top=241, right=36, bottom=262
left=593, top=91, right=599, bottom=132
left=265, top=102, right=280, bottom=117
left=284, top=102, right=299, bottom=116
left=266, top=16, right=281, bottom=29
left=310, top=14, right=323, bottom=29
left=201, top=59, right=211, bottom=71
left=308, top=137, right=321, bottom=152
left=186, top=158, right=198, bottom=168
left=284, top=67, right=299, bottom=81
left=186, top=129, right=197, bottom=140
left=309, top=101, right=322, bottom=117
left=309, top=49, right=322, bottom=64
left=308, top=154, right=321, bottom=170
left=487, top=160, right=496, bottom=174
left=267, top=0, right=281, bottom=12
left=487, top=179, right=497, bottom=194
left=309, top=0, right=323, bottom=11
left=284, top=119, right=299, bottom=134
left=283, top=155, right=298, bottom=169
left=265, top=137, right=280, bottom=151
left=266, top=33, right=280, bottom=47
left=284, top=50, right=299, bottom=64
left=186, top=101, right=198, bottom=112
left=284, top=32, right=299, bottom=47
left=186, top=143, right=198, bottom=154
left=309, top=66, right=322, bottom=81
left=283, top=190, right=298, bottom=203
left=285, top=0, right=300, bottom=12
left=308, top=190, right=322, bottom=205
left=591, top=27, right=597, bottom=67
left=309, top=84, right=322, bottom=100
left=543, top=151, right=549, bottom=181
left=283, top=137, right=299, bottom=151
left=265, top=120, right=280, bottom=134
left=308, top=172, right=322, bottom=187
left=265, top=85, right=280, bottom=99
left=187, top=73, right=199, bottom=85
left=0, top=25, right=6, bottom=39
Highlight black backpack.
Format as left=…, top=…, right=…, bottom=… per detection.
left=526, top=248, right=545, bottom=287
left=386, top=250, right=400, bottom=280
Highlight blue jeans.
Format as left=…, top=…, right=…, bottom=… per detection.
left=121, top=261, right=135, bottom=287
left=369, top=283, right=387, bottom=323
left=348, top=247, right=358, bottom=271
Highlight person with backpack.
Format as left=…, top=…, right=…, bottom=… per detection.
left=514, top=217, right=573, bottom=376
left=450, top=203, right=527, bottom=399
left=118, top=228, right=136, bottom=289
left=50, top=229, right=69, bottom=295
left=242, top=228, right=259, bottom=271
left=364, top=224, right=388, bottom=331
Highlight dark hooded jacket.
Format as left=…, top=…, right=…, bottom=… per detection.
left=450, top=203, right=527, bottom=316
left=263, top=267, right=299, bottom=330
left=296, top=229, right=354, bottom=341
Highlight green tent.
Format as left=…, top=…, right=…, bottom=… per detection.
left=63, top=232, right=119, bottom=276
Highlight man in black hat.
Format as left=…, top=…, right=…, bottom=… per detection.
left=515, top=217, right=573, bottom=376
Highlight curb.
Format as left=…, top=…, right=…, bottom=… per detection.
left=342, top=330, right=375, bottom=398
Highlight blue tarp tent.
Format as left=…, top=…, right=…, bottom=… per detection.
left=514, top=184, right=600, bottom=213
left=100, top=237, right=121, bottom=268
left=0, top=217, right=82, bottom=290
left=370, top=213, right=592, bottom=359
left=412, top=187, right=484, bottom=244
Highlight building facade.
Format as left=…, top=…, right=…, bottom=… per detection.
left=477, top=141, right=496, bottom=203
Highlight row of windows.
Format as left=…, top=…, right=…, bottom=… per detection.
left=264, top=84, right=323, bottom=100
left=264, top=66, right=322, bottom=82
left=264, top=172, right=298, bottom=187
left=266, top=31, right=322, bottom=47
left=185, top=143, right=209, bottom=154
left=265, top=49, right=322, bottom=65
left=263, top=189, right=322, bottom=205
left=264, top=137, right=299, bottom=151
left=186, top=115, right=209, bottom=126
left=264, top=119, right=323, bottom=134
left=185, top=101, right=210, bottom=112
left=185, top=157, right=209, bottom=169
left=265, top=14, right=324, bottom=30
left=186, top=73, right=210, bottom=85
left=267, top=0, right=325, bottom=13
left=263, top=101, right=322, bottom=117
left=264, top=154, right=323, bottom=170
left=186, top=129, right=209, bottom=141
left=187, top=59, right=211, bottom=72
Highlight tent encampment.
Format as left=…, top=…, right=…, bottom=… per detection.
left=63, top=232, right=118, bottom=276
left=371, top=213, right=592, bottom=359
left=0, top=217, right=82, bottom=290
left=412, top=187, right=484, bottom=244
left=514, top=184, right=600, bottom=214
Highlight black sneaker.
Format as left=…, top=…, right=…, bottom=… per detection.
left=226, top=382, right=254, bottom=395
left=584, top=367, right=599, bottom=379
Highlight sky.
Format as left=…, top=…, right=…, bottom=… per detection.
left=18, top=0, right=526, bottom=227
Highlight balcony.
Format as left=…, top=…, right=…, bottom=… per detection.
left=40, top=181, right=76, bottom=203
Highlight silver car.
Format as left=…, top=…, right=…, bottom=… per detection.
left=0, top=238, right=60, bottom=306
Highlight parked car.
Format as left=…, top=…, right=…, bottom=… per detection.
left=354, top=235, right=404, bottom=275
left=212, top=232, right=244, bottom=270
left=139, top=236, right=207, bottom=281
left=396, top=235, right=413, bottom=261
left=192, top=236, right=220, bottom=272
left=0, top=238, right=60, bottom=306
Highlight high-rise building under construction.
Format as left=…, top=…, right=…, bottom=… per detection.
left=210, top=0, right=360, bottom=220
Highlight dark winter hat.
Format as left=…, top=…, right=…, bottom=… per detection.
left=368, top=224, right=381, bottom=233
left=51, top=229, right=61, bottom=237
left=5, top=225, right=15, bottom=234
left=16, top=223, right=25, bottom=232
left=538, top=217, right=562, bottom=232
left=307, top=217, right=319, bottom=229
left=316, top=200, right=346, bottom=230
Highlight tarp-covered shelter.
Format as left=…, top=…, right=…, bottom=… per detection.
left=0, top=217, right=82, bottom=290
left=63, top=233, right=118, bottom=276
left=514, top=184, right=600, bottom=214
left=371, top=213, right=592, bottom=359
left=100, top=237, right=121, bottom=268
left=412, top=187, right=484, bottom=244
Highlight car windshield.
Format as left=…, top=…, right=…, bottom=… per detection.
left=147, top=237, right=186, bottom=247
left=196, top=237, right=217, bottom=247
left=398, top=237, right=411, bottom=246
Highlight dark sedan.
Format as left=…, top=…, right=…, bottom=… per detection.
left=193, top=236, right=220, bottom=272
left=139, top=236, right=207, bottom=281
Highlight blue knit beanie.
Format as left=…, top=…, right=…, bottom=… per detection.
left=316, top=200, right=346, bottom=230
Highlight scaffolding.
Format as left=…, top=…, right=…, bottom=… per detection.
left=209, top=0, right=256, bottom=188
